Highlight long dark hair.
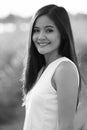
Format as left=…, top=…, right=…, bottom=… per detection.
left=22, top=4, right=81, bottom=108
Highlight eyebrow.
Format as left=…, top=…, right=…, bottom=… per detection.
left=34, top=25, right=54, bottom=28
left=45, top=25, right=54, bottom=28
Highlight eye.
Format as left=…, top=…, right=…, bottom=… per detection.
left=33, top=28, right=40, bottom=33
left=46, top=28, right=54, bottom=33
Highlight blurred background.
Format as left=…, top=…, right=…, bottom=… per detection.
left=0, top=0, right=87, bottom=130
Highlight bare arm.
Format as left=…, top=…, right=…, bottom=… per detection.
left=53, top=61, right=79, bottom=130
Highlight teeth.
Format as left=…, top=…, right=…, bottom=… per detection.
left=39, top=43, right=48, bottom=46
left=38, top=42, right=49, bottom=46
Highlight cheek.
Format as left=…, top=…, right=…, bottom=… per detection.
left=32, top=34, right=37, bottom=43
left=52, top=35, right=61, bottom=44
left=56, top=33, right=61, bottom=43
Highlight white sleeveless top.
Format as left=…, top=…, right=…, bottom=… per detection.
left=23, top=57, right=79, bottom=130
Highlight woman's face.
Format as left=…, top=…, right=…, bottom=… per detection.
left=32, top=15, right=61, bottom=56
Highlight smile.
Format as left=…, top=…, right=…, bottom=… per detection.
left=37, top=42, right=50, bottom=46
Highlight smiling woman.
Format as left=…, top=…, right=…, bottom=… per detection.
left=22, top=4, right=82, bottom=130
left=32, top=15, right=61, bottom=56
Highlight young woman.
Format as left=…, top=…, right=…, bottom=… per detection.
left=22, top=4, right=81, bottom=130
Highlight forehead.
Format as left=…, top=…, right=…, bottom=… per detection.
left=34, top=15, right=55, bottom=27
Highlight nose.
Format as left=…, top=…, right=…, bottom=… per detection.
left=38, top=31, right=46, bottom=40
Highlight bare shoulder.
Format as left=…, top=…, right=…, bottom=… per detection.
left=53, top=60, right=79, bottom=90
left=55, top=60, right=78, bottom=75
left=53, top=60, right=79, bottom=130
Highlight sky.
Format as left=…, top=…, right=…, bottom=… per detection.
left=0, top=0, right=87, bottom=18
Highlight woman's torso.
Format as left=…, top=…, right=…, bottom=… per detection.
left=23, top=57, right=79, bottom=130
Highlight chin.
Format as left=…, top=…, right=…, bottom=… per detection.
left=38, top=51, right=46, bottom=55
left=37, top=48, right=52, bottom=55
left=37, top=49, right=46, bottom=54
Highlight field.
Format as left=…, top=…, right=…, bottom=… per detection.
left=0, top=14, right=87, bottom=130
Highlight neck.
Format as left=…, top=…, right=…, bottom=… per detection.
left=44, top=53, right=61, bottom=67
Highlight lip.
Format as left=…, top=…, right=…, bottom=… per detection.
left=37, top=42, right=50, bottom=46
